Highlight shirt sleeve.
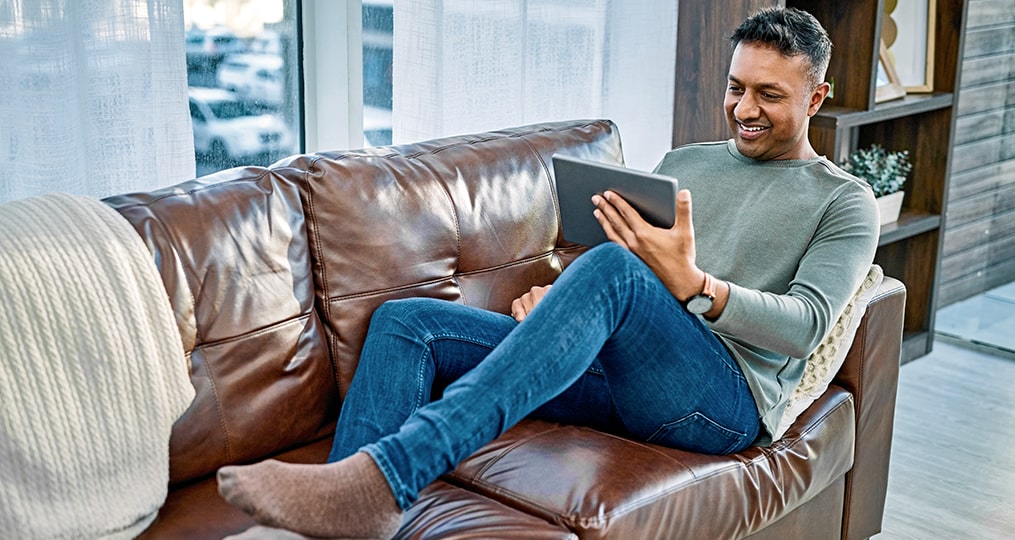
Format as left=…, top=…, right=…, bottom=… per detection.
left=708, top=181, right=880, bottom=358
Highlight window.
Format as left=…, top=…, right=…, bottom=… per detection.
left=181, top=1, right=672, bottom=176
left=363, top=0, right=393, bottom=146
left=183, top=0, right=301, bottom=175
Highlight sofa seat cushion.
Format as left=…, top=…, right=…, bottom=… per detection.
left=447, top=386, right=856, bottom=540
left=136, top=438, right=334, bottom=539
left=140, top=437, right=577, bottom=540
left=398, top=483, right=578, bottom=539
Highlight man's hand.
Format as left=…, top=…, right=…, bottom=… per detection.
left=510, top=285, right=552, bottom=322
left=592, top=189, right=705, bottom=301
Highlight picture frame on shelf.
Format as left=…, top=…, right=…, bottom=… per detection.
left=875, top=40, right=907, bottom=103
left=883, top=0, right=936, bottom=93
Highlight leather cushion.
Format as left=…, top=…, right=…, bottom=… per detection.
left=105, top=167, right=337, bottom=485
left=448, top=386, right=856, bottom=539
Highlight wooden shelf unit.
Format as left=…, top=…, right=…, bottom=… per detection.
left=788, top=0, right=969, bottom=363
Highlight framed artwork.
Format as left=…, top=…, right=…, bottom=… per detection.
left=875, top=40, right=907, bottom=103
left=883, top=0, right=936, bottom=93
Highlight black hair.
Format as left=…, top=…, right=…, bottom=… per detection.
left=730, top=7, right=832, bottom=85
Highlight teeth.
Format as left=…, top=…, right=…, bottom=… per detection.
left=742, top=125, right=765, bottom=132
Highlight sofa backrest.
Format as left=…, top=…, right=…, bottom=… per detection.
left=105, top=119, right=624, bottom=484
left=106, top=167, right=338, bottom=485
left=274, top=119, right=624, bottom=397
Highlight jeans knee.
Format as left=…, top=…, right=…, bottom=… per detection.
left=370, top=298, right=439, bottom=332
left=575, top=243, right=651, bottom=284
left=587, top=241, right=628, bottom=260
left=589, top=243, right=641, bottom=269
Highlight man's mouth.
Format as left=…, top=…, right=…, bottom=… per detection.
left=737, top=122, right=768, bottom=138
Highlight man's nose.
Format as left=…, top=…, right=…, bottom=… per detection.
left=734, top=92, right=759, bottom=118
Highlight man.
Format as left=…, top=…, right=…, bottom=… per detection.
left=217, top=7, right=879, bottom=539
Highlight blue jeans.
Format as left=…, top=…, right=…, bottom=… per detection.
left=328, top=243, right=759, bottom=510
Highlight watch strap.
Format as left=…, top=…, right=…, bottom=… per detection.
left=700, top=272, right=716, bottom=301
left=686, top=272, right=717, bottom=314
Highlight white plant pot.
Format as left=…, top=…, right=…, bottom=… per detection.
left=876, top=191, right=904, bottom=225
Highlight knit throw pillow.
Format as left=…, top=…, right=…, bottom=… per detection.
left=772, top=264, right=884, bottom=440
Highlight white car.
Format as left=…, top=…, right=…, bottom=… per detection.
left=188, top=87, right=295, bottom=164
left=185, top=28, right=246, bottom=57
left=216, top=53, right=284, bottom=108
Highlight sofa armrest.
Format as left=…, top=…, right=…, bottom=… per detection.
left=832, top=276, right=906, bottom=540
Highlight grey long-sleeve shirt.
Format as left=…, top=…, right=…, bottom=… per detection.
left=653, top=140, right=879, bottom=444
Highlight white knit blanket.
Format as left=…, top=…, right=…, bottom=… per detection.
left=0, top=193, right=194, bottom=539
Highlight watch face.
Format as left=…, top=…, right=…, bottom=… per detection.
left=687, top=295, right=713, bottom=314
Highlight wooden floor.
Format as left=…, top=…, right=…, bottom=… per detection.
left=874, top=340, right=1015, bottom=539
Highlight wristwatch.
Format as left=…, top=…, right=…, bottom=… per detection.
left=687, top=272, right=716, bottom=315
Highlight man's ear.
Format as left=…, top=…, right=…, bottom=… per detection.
left=808, top=82, right=831, bottom=116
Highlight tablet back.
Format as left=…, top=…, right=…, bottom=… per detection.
left=552, top=154, right=678, bottom=246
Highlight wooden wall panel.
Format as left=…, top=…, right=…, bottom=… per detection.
left=939, top=0, right=1015, bottom=306
left=949, top=159, right=1015, bottom=200
left=671, top=0, right=780, bottom=148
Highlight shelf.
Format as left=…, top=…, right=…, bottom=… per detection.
left=813, top=92, right=955, bottom=129
left=878, top=211, right=941, bottom=246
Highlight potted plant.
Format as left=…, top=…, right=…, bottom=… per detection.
left=841, top=144, right=912, bottom=225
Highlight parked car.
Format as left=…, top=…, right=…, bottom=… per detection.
left=185, top=28, right=246, bottom=56
left=186, top=28, right=247, bottom=87
left=248, top=30, right=282, bottom=55
left=188, top=87, right=295, bottom=165
left=216, top=53, right=284, bottom=108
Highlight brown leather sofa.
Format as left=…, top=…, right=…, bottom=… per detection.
left=105, top=119, right=905, bottom=539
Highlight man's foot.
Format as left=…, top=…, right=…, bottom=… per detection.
left=217, top=452, right=403, bottom=539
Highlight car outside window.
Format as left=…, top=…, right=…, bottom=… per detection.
left=184, top=1, right=300, bottom=175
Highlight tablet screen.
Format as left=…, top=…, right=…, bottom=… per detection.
left=552, top=154, right=678, bottom=246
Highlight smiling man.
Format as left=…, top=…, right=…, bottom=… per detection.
left=723, top=9, right=832, bottom=161
left=216, top=8, right=880, bottom=540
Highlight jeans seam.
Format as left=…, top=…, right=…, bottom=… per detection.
left=362, top=446, right=414, bottom=511
left=716, top=349, right=747, bottom=380
left=423, top=331, right=504, bottom=351
left=648, top=411, right=749, bottom=453
left=417, top=332, right=503, bottom=404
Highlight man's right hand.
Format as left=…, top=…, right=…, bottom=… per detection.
left=510, top=285, right=552, bottom=322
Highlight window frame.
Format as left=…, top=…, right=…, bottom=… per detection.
left=300, top=0, right=365, bottom=153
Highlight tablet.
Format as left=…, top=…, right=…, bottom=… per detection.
left=552, top=153, right=678, bottom=246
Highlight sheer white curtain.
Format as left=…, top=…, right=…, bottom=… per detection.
left=0, top=0, right=194, bottom=204
left=392, top=0, right=677, bottom=170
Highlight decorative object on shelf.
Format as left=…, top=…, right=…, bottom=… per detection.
left=875, top=40, right=907, bottom=103
left=841, top=144, right=913, bottom=225
left=883, top=0, right=936, bottom=93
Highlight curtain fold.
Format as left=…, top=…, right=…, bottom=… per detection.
left=392, top=0, right=678, bottom=170
left=0, top=0, right=194, bottom=204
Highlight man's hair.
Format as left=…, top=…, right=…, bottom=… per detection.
left=730, top=7, right=832, bottom=86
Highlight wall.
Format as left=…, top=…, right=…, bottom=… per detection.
left=671, top=0, right=779, bottom=148
left=940, top=0, right=1015, bottom=306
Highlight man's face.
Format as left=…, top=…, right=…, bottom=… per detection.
left=724, top=43, right=829, bottom=161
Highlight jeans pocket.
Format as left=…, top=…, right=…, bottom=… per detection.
left=647, top=411, right=748, bottom=455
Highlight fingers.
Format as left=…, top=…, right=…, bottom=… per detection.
left=674, top=189, right=695, bottom=246
left=511, top=285, right=551, bottom=322
left=675, top=189, right=692, bottom=231
left=592, top=191, right=641, bottom=247
left=510, top=297, right=525, bottom=322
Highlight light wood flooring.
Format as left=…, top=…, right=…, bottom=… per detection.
left=875, top=339, right=1015, bottom=539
